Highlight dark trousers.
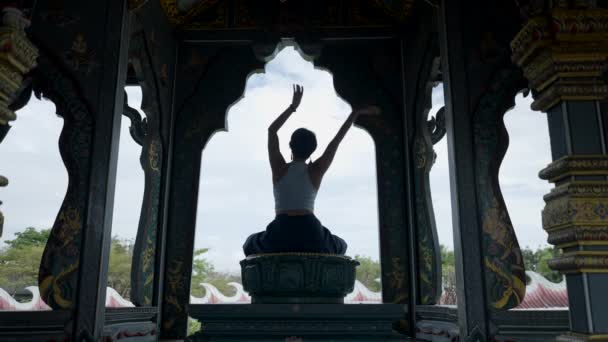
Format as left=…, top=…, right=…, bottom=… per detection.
left=243, top=214, right=347, bottom=256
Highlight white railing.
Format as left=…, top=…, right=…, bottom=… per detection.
left=0, top=271, right=567, bottom=310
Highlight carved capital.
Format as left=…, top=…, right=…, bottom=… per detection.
left=540, top=156, right=608, bottom=272
left=511, top=7, right=608, bottom=111
left=539, top=155, right=608, bottom=182
left=0, top=8, right=38, bottom=125
left=547, top=226, right=608, bottom=248
left=542, top=179, right=608, bottom=230
left=549, top=251, right=608, bottom=273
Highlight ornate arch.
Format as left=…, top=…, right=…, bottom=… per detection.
left=315, top=39, right=412, bottom=305
left=162, top=42, right=264, bottom=336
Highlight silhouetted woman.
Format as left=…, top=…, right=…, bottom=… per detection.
left=243, top=84, right=379, bottom=256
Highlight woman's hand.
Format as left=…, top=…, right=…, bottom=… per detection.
left=290, top=84, right=304, bottom=110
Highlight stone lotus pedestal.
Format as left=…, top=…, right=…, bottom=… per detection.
left=240, top=253, right=359, bottom=304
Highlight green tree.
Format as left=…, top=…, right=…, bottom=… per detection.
left=190, top=248, right=214, bottom=297
left=440, top=245, right=456, bottom=304
left=353, top=255, right=381, bottom=292
left=0, top=228, right=135, bottom=300
left=190, top=248, right=241, bottom=297
left=522, top=245, right=562, bottom=283
left=107, top=237, right=134, bottom=298
left=440, top=245, right=455, bottom=269
left=0, top=227, right=50, bottom=296
left=4, top=227, right=50, bottom=249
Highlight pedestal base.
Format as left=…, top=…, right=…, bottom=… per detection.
left=188, top=303, right=406, bottom=341
left=240, top=253, right=359, bottom=304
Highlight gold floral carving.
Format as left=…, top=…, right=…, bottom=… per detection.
left=540, top=155, right=608, bottom=273
left=539, top=155, right=608, bottom=182
left=160, top=0, right=222, bottom=27
left=548, top=251, right=608, bottom=274
left=0, top=8, right=39, bottom=125
left=548, top=226, right=608, bottom=248
left=511, top=7, right=608, bottom=111
left=371, top=0, right=416, bottom=22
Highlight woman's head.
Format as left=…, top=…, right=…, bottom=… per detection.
left=289, top=128, right=317, bottom=160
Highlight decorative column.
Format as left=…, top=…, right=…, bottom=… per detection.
left=512, top=2, right=608, bottom=340
left=0, top=7, right=39, bottom=237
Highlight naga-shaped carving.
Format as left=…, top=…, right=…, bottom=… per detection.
left=472, top=62, right=527, bottom=311
left=122, top=90, right=146, bottom=146
left=428, top=106, right=445, bottom=145
left=33, top=53, right=94, bottom=310
left=128, top=29, right=164, bottom=307
left=411, top=45, right=444, bottom=305
left=414, top=104, right=445, bottom=305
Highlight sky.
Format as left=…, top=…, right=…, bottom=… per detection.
left=0, top=45, right=553, bottom=277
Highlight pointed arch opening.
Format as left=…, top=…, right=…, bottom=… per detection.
left=0, top=95, right=65, bottom=310
left=189, top=43, right=382, bottom=305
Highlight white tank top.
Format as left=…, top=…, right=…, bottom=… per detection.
left=273, top=161, right=318, bottom=212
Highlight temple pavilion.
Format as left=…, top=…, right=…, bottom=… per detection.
left=0, top=0, right=607, bottom=341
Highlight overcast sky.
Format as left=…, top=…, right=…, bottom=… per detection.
left=0, top=46, right=552, bottom=276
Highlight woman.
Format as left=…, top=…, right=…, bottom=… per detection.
left=243, top=84, right=379, bottom=256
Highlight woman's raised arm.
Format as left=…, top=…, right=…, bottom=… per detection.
left=268, top=84, right=304, bottom=181
left=311, top=105, right=380, bottom=184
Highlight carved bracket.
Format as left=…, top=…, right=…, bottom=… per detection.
left=122, top=90, right=146, bottom=146
left=472, top=64, right=527, bottom=311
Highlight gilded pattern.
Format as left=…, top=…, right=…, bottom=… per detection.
left=34, top=54, right=94, bottom=309
left=128, top=29, right=165, bottom=306
left=64, top=33, right=99, bottom=75
left=472, top=65, right=527, bottom=310
left=371, top=0, right=415, bottom=22
left=538, top=159, right=608, bottom=275
left=161, top=0, right=415, bottom=30
left=159, top=0, right=225, bottom=28
left=539, top=155, right=608, bottom=182
left=511, top=6, right=608, bottom=111
left=413, top=129, right=443, bottom=305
